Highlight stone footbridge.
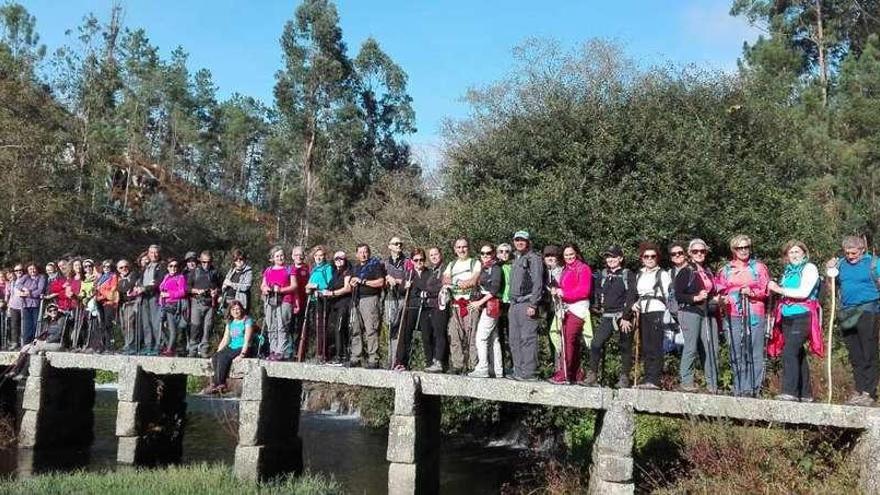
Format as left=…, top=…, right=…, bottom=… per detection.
left=1, top=351, right=878, bottom=494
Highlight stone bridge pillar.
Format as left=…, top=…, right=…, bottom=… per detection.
left=116, top=364, right=187, bottom=464
left=856, top=415, right=880, bottom=494
left=386, top=375, right=441, bottom=495
left=234, top=367, right=302, bottom=481
left=588, top=400, right=635, bottom=495
left=19, top=355, right=95, bottom=450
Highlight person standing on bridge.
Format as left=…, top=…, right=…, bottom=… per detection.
left=305, top=245, right=333, bottom=361
left=392, top=248, right=430, bottom=371
left=715, top=235, right=770, bottom=397
left=116, top=259, right=140, bottom=355
left=261, top=246, right=296, bottom=361
left=767, top=240, right=822, bottom=402
left=675, top=239, right=720, bottom=393
left=221, top=249, right=253, bottom=311
left=466, top=244, right=504, bottom=378
left=443, top=237, right=481, bottom=374
left=95, top=260, right=119, bottom=353
left=158, top=258, right=188, bottom=357
left=825, top=236, right=880, bottom=407
left=384, top=236, right=411, bottom=355
left=422, top=247, right=449, bottom=373
left=288, top=246, right=310, bottom=360
left=138, top=245, right=167, bottom=356
left=324, top=251, right=353, bottom=364
left=548, top=243, right=592, bottom=384
left=507, top=230, right=545, bottom=382
left=187, top=251, right=220, bottom=358
left=348, top=244, right=386, bottom=369
left=6, top=264, right=25, bottom=350
left=633, top=243, right=672, bottom=389
left=17, top=263, right=46, bottom=349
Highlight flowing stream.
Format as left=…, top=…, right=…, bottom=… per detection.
left=0, top=388, right=529, bottom=494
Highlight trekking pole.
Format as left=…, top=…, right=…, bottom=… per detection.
left=827, top=265, right=839, bottom=404
left=633, top=310, right=641, bottom=386
left=392, top=271, right=414, bottom=369
left=553, top=292, right=568, bottom=383
left=296, top=296, right=312, bottom=362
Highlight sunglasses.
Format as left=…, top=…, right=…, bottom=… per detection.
left=689, top=249, right=707, bottom=254
left=497, top=249, right=510, bottom=253
left=642, top=254, right=657, bottom=260
left=334, top=257, right=345, bottom=261
left=13, top=269, right=22, bottom=272
left=670, top=251, right=685, bottom=257
left=390, top=241, right=403, bottom=246
left=734, top=245, right=751, bottom=251
left=412, top=258, right=425, bottom=262
left=480, top=251, right=493, bottom=255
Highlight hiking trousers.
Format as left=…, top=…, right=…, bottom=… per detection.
left=727, top=317, right=765, bottom=395
left=140, top=295, right=161, bottom=352
left=351, top=295, right=380, bottom=365
left=265, top=302, right=292, bottom=357
left=781, top=314, right=812, bottom=399
left=212, top=346, right=243, bottom=387
left=842, top=310, right=879, bottom=398
left=447, top=302, right=477, bottom=371
left=422, top=307, right=448, bottom=365
left=508, top=302, right=539, bottom=379
left=473, top=309, right=503, bottom=377
left=120, top=302, right=138, bottom=353
left=551, top=312, right=585, bottom=383
left=189, top=298, right=214, bottom=357
left=639, top=312, right=665, bottom=386
left=679, top=310, right=719, bottom=390
left=589, top=315, right=634, bottom=378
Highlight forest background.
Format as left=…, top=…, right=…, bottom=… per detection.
left=2, top=0, right=880, bottom=492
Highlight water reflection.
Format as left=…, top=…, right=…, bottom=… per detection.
left=0, top=389, right=528, bottom=494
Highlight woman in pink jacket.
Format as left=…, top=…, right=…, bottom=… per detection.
left=159, top=258, right=188, bottom=357
left=548, top=243, right=593, bottom=384
left=714, top=234, right=770, bottom=397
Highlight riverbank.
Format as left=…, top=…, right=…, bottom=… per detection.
left=0, top=463, right=343, bottom=495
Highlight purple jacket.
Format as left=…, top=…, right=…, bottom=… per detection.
left=12, top=274, right=45, bottom=309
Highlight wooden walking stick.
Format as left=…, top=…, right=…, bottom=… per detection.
left=827, top=264, right=839, bottom=404
left=296, top=296, right=312, bottom=362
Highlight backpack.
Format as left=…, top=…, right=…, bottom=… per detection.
left=600, top=268, right=631, bottom=292
left=666, top=265, right=696, bottom=318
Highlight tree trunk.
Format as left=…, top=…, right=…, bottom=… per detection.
left=815, top=0, right=828, bottom=107
left=300, top=127, right=317, bottom=246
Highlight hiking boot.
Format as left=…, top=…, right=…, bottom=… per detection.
left=799, top=396, right=814, bottom=403
left=616, top=375, right=630, bottom=388
left=425, top=360, right=443, bottom=373
left=468, top=369, right=490, bottom=378
left=852, top=392, right=874, bottom=407
left=546, top=375, right=569, bottom=385
left=581, top=370, right=598, bottom=387
left=774, top=394, right=798, bottom=402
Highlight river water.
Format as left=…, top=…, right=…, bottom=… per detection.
left=0, top=388, right=528, bottom=494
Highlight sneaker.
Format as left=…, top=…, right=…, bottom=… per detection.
left=799, top=396, right=814, bottom=403
left=774, top=394, right=798, bottom=401
left=392, top=364, right=407, bottom=372
left=12, top=373, right=26, bottom=382
left=425, top=360, right=444, bottom=373
left=515, top=376, right=540, bottom=382
left=546, top=375, right=568, bottom=385
left=616, top=375, right=631, bottom=388
left=448, top=367, right=462, bottom=375
left=846, top=392, right=873, bottom=407
left=160, top=348, right=176, bottom=358
left=845, top=392, right=862, bottom=405
left=365, top=361, right=380, bottom=370
left=214, top=384, right=228, bottom=394
left=679, top=384, right=699, bottom=393
left=199, top=385, right=217, bottom=395
left=468, top=369, right=490, bottom=378
left=636, top=382, right=660, bottom=390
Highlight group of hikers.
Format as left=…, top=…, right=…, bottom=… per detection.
left=0, top=232, right=877, bottom=407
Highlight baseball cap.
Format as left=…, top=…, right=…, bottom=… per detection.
left=602, top=245, right=624, bottom=258
left=513, top=230, right=530, bottom=241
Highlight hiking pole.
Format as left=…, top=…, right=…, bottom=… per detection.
left=392, top=270, right=414, bottom=369
left=827, top=265, right=839, bottom=404
left=296, top=296, right=312, bottom=362
left=633, top=310, right=641, bottom=386
left=553, top=292, right=569, bottom=383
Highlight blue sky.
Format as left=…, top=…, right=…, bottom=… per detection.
left=24, top=0, right=760, bottom=167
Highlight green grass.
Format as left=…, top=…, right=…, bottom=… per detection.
left=0, top=463, right=345, bottom=495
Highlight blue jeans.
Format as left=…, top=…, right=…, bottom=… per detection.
left=678, top=310, right=719, bottom=390
left=726, top=316, right=765, bottom=395
left=21, top=307, right=39, bottom=346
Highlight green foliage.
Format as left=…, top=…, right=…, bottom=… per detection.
left=0, top=463, right=343, bottom=495
left=94, top=370, right=117, bottom=384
